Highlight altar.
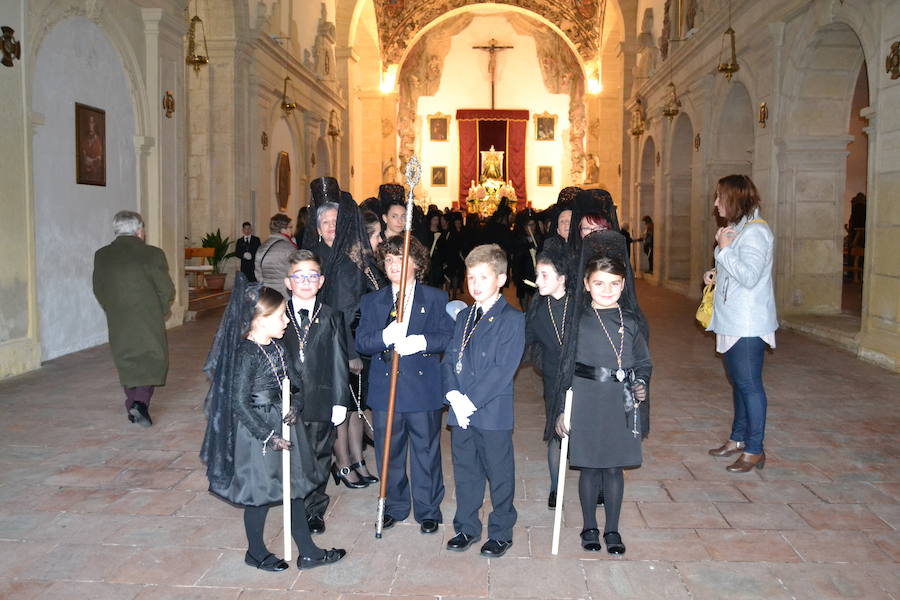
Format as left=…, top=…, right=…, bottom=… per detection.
left=456, top=108, right=529, bottom=213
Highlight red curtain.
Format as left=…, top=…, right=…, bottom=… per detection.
left=456, top=109, right=529, bottom=205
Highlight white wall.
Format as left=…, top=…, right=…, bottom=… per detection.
left=416, top=15, right=571, bottom=210
left=32, top=17, right=137, bottom=360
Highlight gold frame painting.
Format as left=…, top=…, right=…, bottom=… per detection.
left=431, top=166, right=447, bottom=187
left=428, top=112, right=450, bottom=142
left=537, top=165, right=553, bottom=186
left=75, top=102, right=106, bottom=186
left=534, top=111, right=557, bottom=141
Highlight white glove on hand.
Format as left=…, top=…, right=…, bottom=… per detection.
left=381, top=319, right=410, bottom=347
left=331, top=405, right=348, bottom=426
left=446, top=390, right=477, bottom=428
left=395, top=334, right=427, bottom=356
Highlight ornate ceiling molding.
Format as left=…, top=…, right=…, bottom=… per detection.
left=374, top=0, right=605, bottom=65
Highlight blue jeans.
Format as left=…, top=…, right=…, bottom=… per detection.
left=723, top=337, right=768, bottom=455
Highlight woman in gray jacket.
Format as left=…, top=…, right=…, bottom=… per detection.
left=704, top=175, right=777, bottom=473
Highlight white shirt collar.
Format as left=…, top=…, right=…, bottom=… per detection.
left=476, top=294, right=501, bottom=314
left=292, top=296, right=316, bottom=315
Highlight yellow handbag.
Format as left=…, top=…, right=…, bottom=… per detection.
left=696, top=269, right=715, bottom=328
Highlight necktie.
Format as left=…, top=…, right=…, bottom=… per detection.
left=474, top=306, right=483, bottom=324
left=299, top=308, right=310, bottom=328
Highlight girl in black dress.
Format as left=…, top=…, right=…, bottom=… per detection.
left=555, top=256, right=651, bottom=555
left=202, top=277, right=345, bottom=571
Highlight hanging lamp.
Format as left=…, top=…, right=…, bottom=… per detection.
left=185, top=0, right=209, bottom=73
left=716, top=1, right=739, bottom=80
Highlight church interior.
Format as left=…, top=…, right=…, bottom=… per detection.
left=1, top=1, right=900, bottom=597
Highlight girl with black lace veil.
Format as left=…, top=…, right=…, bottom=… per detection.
left=303, top=178, right=386, bottom=488
left=201, top=275, right=345, bottom=572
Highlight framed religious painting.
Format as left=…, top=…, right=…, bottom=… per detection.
left=431, top=166, right=447, bottom=187
left=534, top=111, right=557, bottom=141
left=75, top=102, right=106, bottom=186
left=275, top=151, right=291, bottom=211
left=429, top=113, right=449, bottom=141
left=538, top=165, right=553, bottom=186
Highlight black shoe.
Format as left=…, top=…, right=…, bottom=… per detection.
left=127, top=413, right=135, bottom=423
left=580, top=528, right=602, bottom=552
left=480, top=539, right=512, bottom=558
left=349, top=460, right=378, bottom=484
left=331, top=464, right=369, bottom=489
left=446, top=532, right=480, bottom=552
left=307, top=515, right=325, bottom=535
left=420, top=519, right=439, bottom=534
left=381, top=514, right=396, bottom=529
left=548, top=490, right=557, bottom=510
left=128, top=403, right=152, bottom=427
left=597, top=491, right=604, bottom=506
left=603, top=531, right=626, bottom=555
left=298, top=548, right=346, bottom=570
left=244, top=552, right=289, bottom=572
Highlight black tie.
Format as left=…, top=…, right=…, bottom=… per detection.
left=474, top=306, right=483, bottom=324
left=299, top=308, right=310, bottom=328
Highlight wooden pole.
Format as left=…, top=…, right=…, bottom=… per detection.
left=551, top=388, right=573, bottom=555
left=281, top=377, right=292, bottom=561
left=376, top=156, right=421, bottom=538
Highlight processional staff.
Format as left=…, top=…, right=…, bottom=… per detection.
left=375, top=155, right=421, bottom=539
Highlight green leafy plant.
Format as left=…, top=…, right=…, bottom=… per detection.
left=200, top=229, right=236, bottom=274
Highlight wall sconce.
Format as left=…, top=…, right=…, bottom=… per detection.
left=380, top=63, right=398, bottom=94
left=162, top=91, right=175, bottom=118
left=261, top=132, right=268, bottom=149
left=587, top=68, right=602, bottom=95
left=717, top=2, right=739, bottom=81
left=629, top=98, right=645, bottom=137
left=662, top=82, right=682, bottom=121
left=280, top=77, right=296, bottom=115
left=185, top=1, right=209, bottom=74
left=655, top=151, right=661, bottom=166
left=886, top=41, right=899, bottom=80
left=1, top=26, right=21, bottom=68
left=694, top=133, right=701, bottom=151
left=758, top=102, right=768, bottom=128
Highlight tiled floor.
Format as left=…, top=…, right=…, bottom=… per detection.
left=1, top=282, right=898, bottom=599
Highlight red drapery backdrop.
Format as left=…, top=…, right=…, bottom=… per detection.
left=456, top=109, right=529, bottom=206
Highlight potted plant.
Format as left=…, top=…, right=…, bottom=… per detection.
left=200, top=229, right=236, bottom=291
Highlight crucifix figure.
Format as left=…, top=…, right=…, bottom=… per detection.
left=472, top=38, right=513, bottom=109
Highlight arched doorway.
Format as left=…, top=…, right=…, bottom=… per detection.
left=780, top=22, right=869, bottom=320
left=32, top=17, right=137, bottom=360
left=666, top=113, right=693, bottom=285
left=842, top=62, right=869, bottom=315
left=638, top=136, right=656, bottom=276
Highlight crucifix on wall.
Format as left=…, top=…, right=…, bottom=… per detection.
left=472, top=38, right=513, bottom=109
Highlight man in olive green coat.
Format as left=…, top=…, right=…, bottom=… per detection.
left=93, top=210, right=175, bottom=426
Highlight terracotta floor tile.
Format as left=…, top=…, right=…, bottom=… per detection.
left=791, top=503, right=891, bottom=530
left=488, top=558, right=589, bottom=599
left=697, top=529, right=801, bottom=562
left=663, top=480, right=747, bottom=503
left=770, top=563, right=893, bottom=600
left=782, top=530, right=892, bottom=563
left=582, top=561, right=691, bottom=599
left=805, top=482, right=897, bottom=504
left=638, top=502, right=729, bottom=529
left=715, top=502, right=810, bottom=530
left=676, top=562, right=792, bottom=600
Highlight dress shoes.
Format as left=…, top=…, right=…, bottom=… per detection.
left=298, top=548, right=346, bottom=570
left=446, top=532, right=480, bottom=552
left=244, top=551, right=289, bottom=572
left=480, top=539, right=513, bottom=558
left=128, top=403, right=152, bottom=427
left=420, top=519, right=439, bottom=534
left=708, top=440, right=745, bottom=457
left=381, top=514, right=396, bottom=529
left=580, top=528, right=602, bottom=552
left=307, top=514, right=325, bottom=535
left=726, top=451, right=766, bottom=473
left=603, top=531, right=626, bottom=555
left=547, top=490, right=557, bottom=510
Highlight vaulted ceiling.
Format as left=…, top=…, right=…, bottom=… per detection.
left=373, top=0, right=608, bottom=64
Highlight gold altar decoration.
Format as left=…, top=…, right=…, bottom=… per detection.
left=466, top=145, right=517, bottom=217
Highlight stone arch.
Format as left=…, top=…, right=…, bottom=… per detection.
left=31, top=16, right=139, bottom=361
left=713, top=82, right=755, bottom=168
left=665, top=112, right=694, bottom=283
left=778, top=21, right=870, bottom=317
left=638, top=136, right=657, bottom=275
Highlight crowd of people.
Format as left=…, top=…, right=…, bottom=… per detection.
left=91, top=173, right=777, bottom=573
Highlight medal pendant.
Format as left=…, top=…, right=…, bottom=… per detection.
left=299, top=349, right=305, bottom=363
left=455, top=359, right=463, bottom=375
left=615, top=368, right=626, bottom=382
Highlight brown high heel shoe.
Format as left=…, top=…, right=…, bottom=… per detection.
left=726, top=452, right=765, bottom=473
left=708, top=440, right=745, bottom=457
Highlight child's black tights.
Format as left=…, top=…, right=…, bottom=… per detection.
left=578, top=467, right=624, bottom=533
left=244, top=498, right=325, bottom=560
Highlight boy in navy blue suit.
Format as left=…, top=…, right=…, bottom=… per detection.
left=356, top=236, right=454, bottom=535
left=442, top=244, right=525, bottom=558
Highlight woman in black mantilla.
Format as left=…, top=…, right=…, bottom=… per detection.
left=201, top=275, right=345, bottom=571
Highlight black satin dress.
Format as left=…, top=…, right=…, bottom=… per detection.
left=209, top=339, right=320, bottom=507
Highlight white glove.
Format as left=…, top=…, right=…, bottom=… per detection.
left=395, top=334, right=427, bottom=356
left=382, top=319, right=410, bottom=347
left=446, top=390, right=476, bottom=428
left=331, top=405, right=348, bottom=426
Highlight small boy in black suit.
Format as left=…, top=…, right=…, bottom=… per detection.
left=442, top=244, right=525, bottom=558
